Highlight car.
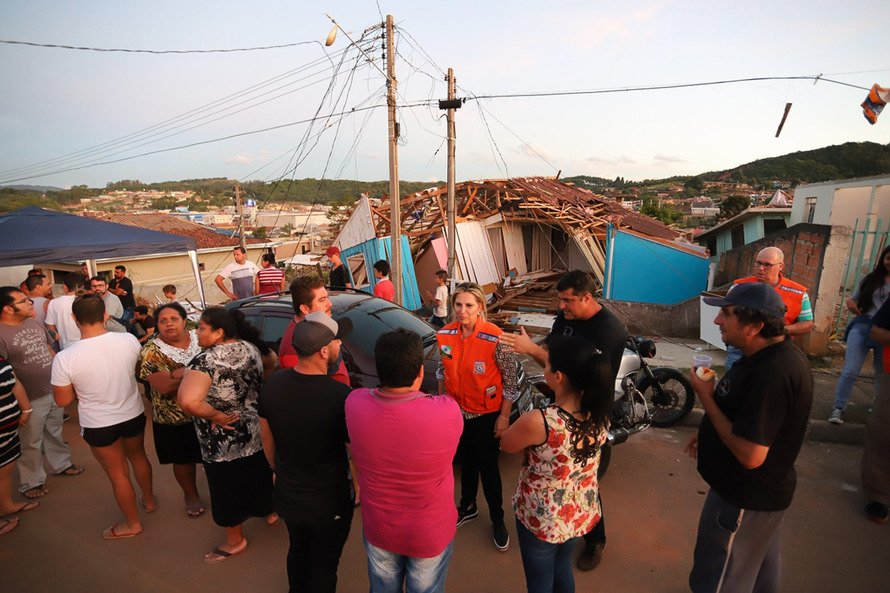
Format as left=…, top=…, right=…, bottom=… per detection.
left=225, top=289, right=544, bottom=422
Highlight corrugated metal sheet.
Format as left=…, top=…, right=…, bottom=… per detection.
left=453, top=221, right=500, bottom=286
left=340, top=235, right=422, bottom=310
left=335, top=196, right=376, bottom=250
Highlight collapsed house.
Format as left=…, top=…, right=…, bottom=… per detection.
left=332, top=176, right=709, bottom=316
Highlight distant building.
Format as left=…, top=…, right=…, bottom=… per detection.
left=695, top=191, right=793, bottom=262
left=791, top=175, right=890, bottom=227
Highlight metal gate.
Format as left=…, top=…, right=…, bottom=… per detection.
left=834, top=217, right=890, bottom=334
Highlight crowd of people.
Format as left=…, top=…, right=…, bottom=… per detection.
left=0, top=246, right=887, bottom=593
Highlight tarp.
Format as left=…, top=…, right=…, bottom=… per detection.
left=0, top=206, right=197, bottom=266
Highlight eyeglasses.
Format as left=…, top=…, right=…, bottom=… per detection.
left=753, top=260, right=780, bottom=270
left=13, top=298, right=32, bottom=305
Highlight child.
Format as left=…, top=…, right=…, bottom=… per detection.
left=427, top=269, right=448, bottom=328
left=162, top=285, right=177, bottom=302
left=372, top=260, right=395, bottom=302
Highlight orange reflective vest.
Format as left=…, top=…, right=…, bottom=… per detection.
left=733, top=275, right=807, bottom=326
left=437, top=318, right=504, bottom=414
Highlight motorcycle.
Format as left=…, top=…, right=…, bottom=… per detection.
left=513, top=335, right=695, bottom=477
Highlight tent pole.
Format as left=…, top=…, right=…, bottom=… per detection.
left=188, top=250, right=206, bottom=309
left=86, top=259, right=97, bottom=279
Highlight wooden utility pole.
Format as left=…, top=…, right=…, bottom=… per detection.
left=446, top=68, right=457, bottom=281
left=385, top=15, right=402, bottom=305
left=234, top=183, right=246, bottom=251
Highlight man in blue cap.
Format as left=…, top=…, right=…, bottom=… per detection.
left=687, top=282, right=813, bottom=593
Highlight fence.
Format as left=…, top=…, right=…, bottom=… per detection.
left=834, top=217, right=890, bottom=334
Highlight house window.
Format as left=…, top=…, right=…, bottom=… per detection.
left=804, top=196, right=817, bottom=223
left=347, top=254, right=368, bottom=287
left=730, top=225, right=745, bottom=249
left=763, top=218, right=787, bottom=236
left=198, top=262, right=206, bottom=271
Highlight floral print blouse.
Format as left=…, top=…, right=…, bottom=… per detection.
left=137, top=331, right=201, bottom=426
left=187, top=340, right=264, bottom=463
left=512, top=405, right=607, bottom=544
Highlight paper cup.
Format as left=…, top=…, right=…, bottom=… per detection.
left=693, top=354, right=712, bottom=369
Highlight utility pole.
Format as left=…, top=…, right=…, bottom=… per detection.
left=234, top=183, right=245, bottom=251
left=385, top=14, right=402, bottom=305
left=445, top=68, right=457, bottom=281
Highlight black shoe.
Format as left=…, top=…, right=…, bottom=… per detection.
left=456, top=503, right=478, bottom=527
left=576, top=542, right=606, bottom=571
left=492, top=521, right=509, bottom=552
left=866, top=501, right=888, bottom=524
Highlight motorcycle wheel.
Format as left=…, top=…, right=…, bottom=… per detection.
left=597, top=441, right=612, bottom=479
left=637, top=367, right=695, bottom=427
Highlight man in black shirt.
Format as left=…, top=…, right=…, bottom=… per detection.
left=325, top=246, right=352, bottom=290
left=688, top=283, right=813, bottom=593
left=258, top=312, right=355, bottom=592
left=108, top=265, right=136, bottom=325
left=500, top=269, right=627, bottom=571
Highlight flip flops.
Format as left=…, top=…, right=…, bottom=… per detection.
left=56, top=464, right=84, bottom=476
left=1, top=500, right=39, bottom=517
left=0, top=517, right=20, bottom=536
left=203, top=539, right=248, bottom=564
left=101, top=525, right=142, bottom=540
left=186, top=503, right=205, bottom=519
left=141, top=496, right=158, bottom=513
left=23, top=485, right=49, bottom=499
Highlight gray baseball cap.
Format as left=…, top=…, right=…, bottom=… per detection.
left=291, top=311, right=352, bottom=356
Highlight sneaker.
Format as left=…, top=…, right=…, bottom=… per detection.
left=865, top=501, right=888, bottom=524
left=456, top=503, right=478, bottom=527
left=828, top=408, right=844, bottom=425
left=576, top=542, right=606, bottom=571
left=492, top=521, right=509, bottom=552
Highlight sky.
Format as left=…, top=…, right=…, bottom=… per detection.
left=1, top=0, right=889, bottom=190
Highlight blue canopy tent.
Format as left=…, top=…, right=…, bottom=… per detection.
left=0, top=206, right=206, bottom=306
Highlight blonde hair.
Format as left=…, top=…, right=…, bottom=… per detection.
left=450, top=282, right=487, bottom=320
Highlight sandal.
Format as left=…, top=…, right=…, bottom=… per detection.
left=141, top=496, right=158, bottom=513
left=203, top=539, right=248, bottom=564
left=57, top=464, right=84, bottom=477
left=0, top=517, right=20, bottom=536
left=186, top=503, right=205, bottom=519
left=102, top=525, right=141, bottom=540
left=2, top=501, right=39, bottom=517
left=23, top=485, right=49, bottom=499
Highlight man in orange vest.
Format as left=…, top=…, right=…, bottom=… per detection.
left=724, top=246, right=814, bottom=369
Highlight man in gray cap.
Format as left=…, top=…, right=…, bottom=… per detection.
left=257, top=311, right=355, bottom=592
left=686, top=282, right=813, bottom=593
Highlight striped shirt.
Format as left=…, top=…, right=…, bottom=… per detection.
left=256, top=267, right=285, bottom=295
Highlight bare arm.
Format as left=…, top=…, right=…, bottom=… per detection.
left=254, top=275, right=261, bottom=296
left=500, top=408, right=546, bottom=453
left=870, top=325, right=890, bottom=346
left=259, top=418, right=275, bottom=469
left=11, top=374, right=32, bottom=426
left=214, top=275, right=235, bottom=300
left=177, top=369, right=240, bottom=429
left=845, top=297, right=861, bottom=315
left=499, top=326, right=548, bottom=367
left=785, top=319, right=814, bottom=336
left=144, top=366, right=185, bottom=397
left=53, top=383, right=76, bottom=407
left=137, top=327, right=155, bottom=344
left=689, top=370, right=769, bottom=469
left=279, top=276, right=287, bottom=291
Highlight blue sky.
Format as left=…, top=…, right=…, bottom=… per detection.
left=1, top=0, right=888, bottom=189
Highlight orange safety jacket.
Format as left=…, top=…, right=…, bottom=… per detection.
left=436, top=317, right=504, bottom=414
left=733, top=275, right=807, bottom=326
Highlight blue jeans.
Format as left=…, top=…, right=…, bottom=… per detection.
left=724, top=346, right=743, bottom=370
left=364, top=537, right=453, bottom=593
left=833, top=319, right=882, bottom=410
left=515, top=518, right=578, bottom=593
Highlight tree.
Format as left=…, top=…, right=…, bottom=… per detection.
left=718, top=195, right=750, bottom=220
left=684, top=176, right=704, bottom=193
left=281, top=223, right=295, bottom=236
left=252, top=226, right=268, bottom=239
left=640, top=197, right=682, bottom=225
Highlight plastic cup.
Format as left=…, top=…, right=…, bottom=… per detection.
left=693, top=354, right=712, bottom=369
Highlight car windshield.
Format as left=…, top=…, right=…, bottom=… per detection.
left=336, top=299, right=436, bottom=356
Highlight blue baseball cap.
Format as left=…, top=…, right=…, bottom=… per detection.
left=703, top=283, right=786, bottom=320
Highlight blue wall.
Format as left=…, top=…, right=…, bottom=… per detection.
left=340, top=235, right=422, bottom=310
left=604, top=226, right=709, bottom=305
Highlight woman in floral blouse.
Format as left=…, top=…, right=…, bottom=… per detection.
left=137, top=303, right=205, bottom=518
left=501, top=336, right=612, bottom=593
left=178, top=307, right=277, bottom=564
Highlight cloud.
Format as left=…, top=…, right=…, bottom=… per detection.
left=653, top=153, right=687, bottom=164
left=516, top=144, right=552, bottom=162
left=224, top=153, right=251, bottom=165
left=585, top=154, right=636, bottom=165
left=558, top=1, right=672, bottom=48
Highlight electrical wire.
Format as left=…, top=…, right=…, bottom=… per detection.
left=0, top=38, right=324, bottom=54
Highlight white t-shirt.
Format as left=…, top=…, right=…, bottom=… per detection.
left=219, top=261, right=260, bottom=300
left=434, top=285, right=448, bottom=317
left=51, top=332, right=144, bottom=429
left=45, top=294, right=81, bottom=349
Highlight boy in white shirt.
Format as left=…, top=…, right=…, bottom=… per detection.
left=427, top=269, right=449, bottom=328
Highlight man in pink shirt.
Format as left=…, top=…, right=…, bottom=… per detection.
left=372, top=260, right=395, bottom=303
left=346, top=328, right=462, bottom=593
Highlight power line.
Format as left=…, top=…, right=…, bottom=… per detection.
left=0, top=38, right=323, bottom=54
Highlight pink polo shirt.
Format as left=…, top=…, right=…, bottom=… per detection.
left=346, top=387, right=463, bottom=558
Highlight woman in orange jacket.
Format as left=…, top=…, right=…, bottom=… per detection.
left=436, top=282, right=520, bottom=552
